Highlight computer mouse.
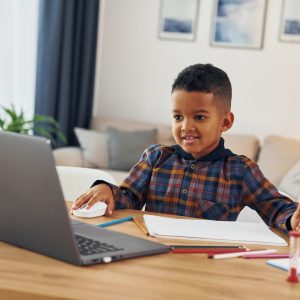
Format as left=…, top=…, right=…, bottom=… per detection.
left=73, top=202, right=107, bottom=218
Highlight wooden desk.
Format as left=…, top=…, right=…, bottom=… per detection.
left=0, top=204, right=299, bottom=300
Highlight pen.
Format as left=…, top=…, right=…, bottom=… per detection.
left=172, top=248, right=248, bottom=254
left=97, top=216, right=134, bottom=227
left=133, top=217, right=149, bottom=235
left=210, top=249, right=278, bottom=260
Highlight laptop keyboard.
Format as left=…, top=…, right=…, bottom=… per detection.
left=75, top=234, right=124, bottom=256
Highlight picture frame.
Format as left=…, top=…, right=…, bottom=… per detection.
left=158, top=0, right=199, bottom=41
left=210, top=0, right=268, bottom=49
left=279, top=0, right=300, bottom=43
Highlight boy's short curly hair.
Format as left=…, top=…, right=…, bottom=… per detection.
left=171, top=63, right=232, bottom=111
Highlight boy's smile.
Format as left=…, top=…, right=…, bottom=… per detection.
left=171, top=90, right=234, bottom=159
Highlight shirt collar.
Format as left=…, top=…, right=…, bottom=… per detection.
left=171, top=137, right=234, bottom=161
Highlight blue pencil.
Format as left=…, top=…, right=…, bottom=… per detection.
left=97, top=216, right=134, bottom=228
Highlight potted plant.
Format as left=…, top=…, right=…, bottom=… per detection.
left=0, top=104, right=67, bottom=145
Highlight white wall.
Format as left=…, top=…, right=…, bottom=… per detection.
left=94, top=0, right=300, bottom=141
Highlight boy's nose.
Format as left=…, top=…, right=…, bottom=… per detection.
left=181, top=120, right=196, bottom=132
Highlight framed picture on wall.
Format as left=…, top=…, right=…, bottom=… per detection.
left=210, top=0, right=268, bottom=49
left=279, top=0, right=300, bottom=43
left=158, top=0, right=199, bottom=41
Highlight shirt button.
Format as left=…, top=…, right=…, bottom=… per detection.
left=182, top=189, right=188, bottom=194
left=191, top=164, right=195, bottom=169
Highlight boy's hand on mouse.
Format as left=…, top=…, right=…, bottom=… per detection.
left=291, top=203, right=300, bottom=231
left=71, top=183, right=115, bottom=216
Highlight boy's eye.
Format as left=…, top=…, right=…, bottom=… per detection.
left=195, top=115, right=206, bottom=121
left=173, top=114, right=183, bottom=121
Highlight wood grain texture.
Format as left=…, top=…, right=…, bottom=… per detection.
left=0, top=203, right=298, bottom=300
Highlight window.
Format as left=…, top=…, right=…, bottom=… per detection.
left=0, top=0, right=39, bottom=118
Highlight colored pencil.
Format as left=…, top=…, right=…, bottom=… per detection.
left=133, top=217, right=149, bottom=235
left=243, top=253, right=289, bottom=259
left=211, top=249, right=278, bottom=260
left=97, top=216, right=134, bottom=227
left=172, top=248, right=248, bottom=254
left=170, top=245, right=244, bottom=249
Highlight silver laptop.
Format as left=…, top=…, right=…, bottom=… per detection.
left=0, top=131, right=170, bottom=265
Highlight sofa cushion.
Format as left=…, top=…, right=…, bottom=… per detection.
left=222, top=134, right=260, bottom=161
left=91, top=116, right=174, bottom=145
left=74, top=127, right=109, bottom=168
left=278, top=160, right=300, bottom=201
left=53, top=147, right=84, bottom=167
left=257, top=135, right=300, bottom=187
left=107, top=127, right=157, bottom=171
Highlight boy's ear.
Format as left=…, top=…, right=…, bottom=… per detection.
left=221, top=112, right=234, bottom=133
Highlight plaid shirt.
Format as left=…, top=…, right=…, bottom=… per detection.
left=97, top=138, right=296, bottom=232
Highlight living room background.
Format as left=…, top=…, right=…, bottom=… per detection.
left=1, top=0, right=300, bottom=142
left=94, top=0, right=300, bottom=141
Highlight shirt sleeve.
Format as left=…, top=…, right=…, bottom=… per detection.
left=92, top=145, right=160, bottom=210
left=241, top=159, right=297, bottom=232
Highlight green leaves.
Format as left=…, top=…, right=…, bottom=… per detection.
left=0, top=104, right=67, bottom=145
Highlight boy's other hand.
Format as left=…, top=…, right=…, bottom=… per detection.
left=291, top=202, right=300, bottom=231
left=70, top=183, right=115, bottom=216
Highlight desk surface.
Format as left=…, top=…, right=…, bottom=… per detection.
left=0, top=203, right=299, bottom=300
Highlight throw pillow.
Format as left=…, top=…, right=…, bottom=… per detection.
left=223, top=134, right=260, bottom=161
left=278, top=161, right=300, bottom=201
left=257, top=135, right=300, bottom=187
left=107, top=127, right=157, bottom=171
left=74, top=127, right=109, bottom=168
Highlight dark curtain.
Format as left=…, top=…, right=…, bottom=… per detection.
left=35, top=0, right=100, bottom=147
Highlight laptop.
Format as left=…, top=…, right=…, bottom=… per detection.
left=0, top=131, right=170, bottom=265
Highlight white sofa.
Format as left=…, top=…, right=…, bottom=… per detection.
left=53, top=117, right=175, bottom=184
left=53, top=116, right=300, bottom=202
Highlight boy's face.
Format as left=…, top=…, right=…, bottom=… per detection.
left=171, top=90, right=234, bottom=159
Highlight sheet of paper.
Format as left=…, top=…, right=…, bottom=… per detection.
left=267, top=259, right=300, bottom=274
left=143, top=215, right=287, bottom=246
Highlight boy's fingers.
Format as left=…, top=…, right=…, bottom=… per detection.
left=85, top=194, right=100, bottom=209
left=86, top=194, right=114, bottom=215
left=295, top=205, right=300, bottom=229
left=72, top=191, right=93, bottom=210
left=105, top=196, right=115, bottom=216
left=296, top=204, right=300, bottom=231
left=70, top=185, right=114, bottom=215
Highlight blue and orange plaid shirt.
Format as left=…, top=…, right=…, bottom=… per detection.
left=95, top=138, right=296, bottom=232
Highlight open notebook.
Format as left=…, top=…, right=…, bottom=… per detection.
left=143, top=215, right=287, bottom=246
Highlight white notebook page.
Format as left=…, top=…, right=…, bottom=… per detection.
left=143, top=215, right=287, bottom=246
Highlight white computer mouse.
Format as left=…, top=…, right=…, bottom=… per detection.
left=73, top=202, right=107, bottom=218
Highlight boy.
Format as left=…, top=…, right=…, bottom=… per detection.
left=72, top=63, right=300, bottom=232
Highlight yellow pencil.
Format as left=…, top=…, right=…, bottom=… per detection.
left=133, top=217, right=149, bottom=236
